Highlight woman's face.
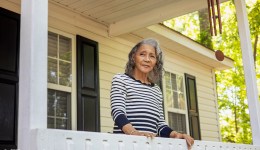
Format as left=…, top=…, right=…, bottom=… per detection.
left=133, top=44, right=157, bottom=75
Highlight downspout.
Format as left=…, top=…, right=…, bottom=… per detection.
left=234, top=0, right=260, bottom=145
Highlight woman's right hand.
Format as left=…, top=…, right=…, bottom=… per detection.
left=131, top=130, right=156, bottom=138
left=122, top=123, right=156, bottom=138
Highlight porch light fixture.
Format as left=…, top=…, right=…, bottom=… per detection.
left=207, top=0, right=222, bottom=36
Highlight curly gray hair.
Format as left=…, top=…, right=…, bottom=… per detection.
left=125, top=38, right=164, bottom=83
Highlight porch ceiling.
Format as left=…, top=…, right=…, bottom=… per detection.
left=49, top=0, right=229, bottom=36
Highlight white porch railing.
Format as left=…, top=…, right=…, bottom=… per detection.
left=32, top=129, right=260, bottom=150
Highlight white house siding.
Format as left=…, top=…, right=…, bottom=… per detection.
left=1, top=0, right=220, bottom=142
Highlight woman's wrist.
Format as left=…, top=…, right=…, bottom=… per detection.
left=129, top=129, right=137, bottom=135
left=122, top=123, right=137, bottom=135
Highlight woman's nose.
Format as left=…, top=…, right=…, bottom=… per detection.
left=144, top=56, right=150, bottom=62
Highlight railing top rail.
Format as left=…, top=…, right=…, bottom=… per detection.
left=32, top=129, right=260, bottom=150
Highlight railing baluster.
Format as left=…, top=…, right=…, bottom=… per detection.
left=156, top=142, right=163, bottom=150
left=118, top=140, right=124, bottom=150
left=146, top=142, right=151, bottom=150
left=168, top=143, right=174, bottom=150
left=178, top=143, right=184, bottom=150
left=66, top=138, right=74, bottom=150
left=133, top=141, right=138, bottom=150
left=85, top=139, right=92, bottom=150
left=103, top=140, right=109, bottom=150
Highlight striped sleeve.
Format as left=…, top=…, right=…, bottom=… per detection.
left=110, top=74, right=130, bottom=129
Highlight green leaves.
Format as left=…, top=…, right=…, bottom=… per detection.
left=163, top=0, right=260, bottom=144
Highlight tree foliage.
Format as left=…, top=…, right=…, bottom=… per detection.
left=163, top=0, right=260, bottom=144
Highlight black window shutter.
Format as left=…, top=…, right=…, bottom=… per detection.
left=0, top=7, right=20, bottom=149
left=185, top=73, right=201, bottom=140
left=76, top=35, right=100, bottom=132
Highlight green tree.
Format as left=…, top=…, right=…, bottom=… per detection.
left=198, top=8, right=213, bottom=49
left=163, top=0, right=260, bottom=144
left=213, top=1, right=252, bottom=143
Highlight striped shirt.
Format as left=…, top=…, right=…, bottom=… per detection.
left=110, top=73, right=173, bottom=137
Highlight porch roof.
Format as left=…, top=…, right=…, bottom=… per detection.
left=49, top=0, right=233, bottom=70
left=50, top=0, right=229, bottom=36
left=119, top=24, right=234, bottom=70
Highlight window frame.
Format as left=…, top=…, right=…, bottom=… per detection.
left=162, top=70, right=190, bottom=134
left=47, top=28, right=77, bottom=130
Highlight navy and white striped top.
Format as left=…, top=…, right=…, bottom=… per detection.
left=110, top=73, right=173, bottom=137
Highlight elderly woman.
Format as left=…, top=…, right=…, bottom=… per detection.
left=110, top=38, right=194, bottom=149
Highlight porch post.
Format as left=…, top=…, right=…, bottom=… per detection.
left=234, top=0, right=260, bottom=145
left=18, top=0, right=48, bottom=149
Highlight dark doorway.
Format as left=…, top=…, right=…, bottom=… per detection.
left=0, top=7, right=20, bottom=149
left=76, top=35, right=100, bottom=132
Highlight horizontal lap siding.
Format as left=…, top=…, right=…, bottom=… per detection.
left=2, top=0, right=220, bottom=141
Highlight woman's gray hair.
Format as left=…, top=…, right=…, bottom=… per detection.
left=125, top=38, right=164, bottom=83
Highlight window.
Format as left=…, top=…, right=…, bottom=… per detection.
left=47, top=31, right=75, bottom=130
left=164, top=71, right=189, bottom=134
left=163, top=71, right=201, bottom=139
left=47, top=89, right=71, bottom=129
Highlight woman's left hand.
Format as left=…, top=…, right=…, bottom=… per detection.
left=182, top=134, right=194, bottom=150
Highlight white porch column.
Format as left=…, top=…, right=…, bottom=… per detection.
left=234, top=0, right=260, bottom=145
left=18, top=0, right=48, bottom=149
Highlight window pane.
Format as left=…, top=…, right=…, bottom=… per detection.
left=165, top=72, right=171, bottom=89
left=168, top=112, right=186, bottom=134
left=166, top=89, right=173, bottom=108
left=164, top=71, right=186, bottom=110
left=177, top=75, right=184, bottom=93
left=59, top=35, right=71, bottom=61
left=48, top=32, right=57, bottom=58
left=179, top=93, right=186, bottom=109
left=48, top=58, right=58, bottom=84
left=47, top=89, right=71, bottom=129
left=59, top=61, right=71, bottom=87
left=171, top=74, right=177, bottom=91
left=173, top=91, right=178, bottom=109
left=56, top=118, right=68, bottom=129
left=48, top=89, right=55, bottom=116
left=47, top=118, right=54, bottom=128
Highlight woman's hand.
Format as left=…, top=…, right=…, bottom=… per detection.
left=130, top=130, right=156, bottom=138
left=170, top=131, right=194, bottom=150
left=122, top=124, right=156, bottom=138
left=182, top=134, right=194, bottom=150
